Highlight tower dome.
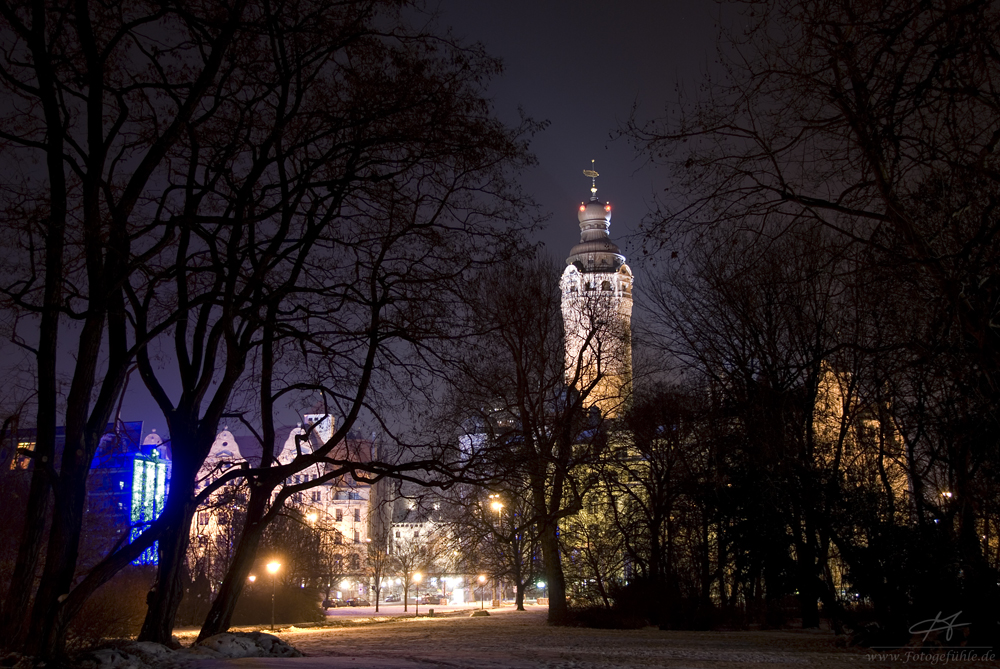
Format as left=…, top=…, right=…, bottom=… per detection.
left=567, top=199, right=624, bottom=271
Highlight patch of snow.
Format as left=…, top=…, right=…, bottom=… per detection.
left=197, top=635, right=257, bottom=659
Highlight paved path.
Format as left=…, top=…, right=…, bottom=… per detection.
left=178, top=607, right=996, bottom=668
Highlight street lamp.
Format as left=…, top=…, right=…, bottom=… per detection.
left=267, top=561, right=281, bottom=631
left=489, top=493, right=504, bottom=516
left=248, top=574, right=256, bottom=584
left=306, top=512, right=318, bottom=524
left=478, top=574, right=486, bottom=610
left=413, top=572, right=422, bottom=616
left=488, top=494, right=503, bottom=606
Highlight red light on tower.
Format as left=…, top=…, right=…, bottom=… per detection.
left=604, top=204, right=611, bottom=212
left=579, top=204, right=586, bottom=212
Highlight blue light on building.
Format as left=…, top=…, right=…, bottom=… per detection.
left=130, top=453, right=168, bottom=565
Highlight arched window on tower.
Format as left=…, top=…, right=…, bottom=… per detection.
left=601, top=280, right=612, bottom=291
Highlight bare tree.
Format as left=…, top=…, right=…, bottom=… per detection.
left=628, top=0, right=1000, bottom=637
left=0, top=0, right=536, bottom=654
left=366, top=535, right=391, bottom=612
left=0, top=0, right=252, bottom=653
left=444, top=255, right=628, bottom=624
left=391, top=531, right=437, bottom=613
left=443, top=484, right=539, bottom=611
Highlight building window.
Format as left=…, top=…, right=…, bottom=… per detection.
left=353, top=530, right=360, bottom=544
left=395, top=530, right=400, bottom=538
left=353, top=508, right=360, bottom=523
left=414, top=530, right=420, bottom=538
left=336, top=509, right=343, bottom=522
left=199, top=512, right=209, bottom=526
left=350, top=554, right=360, bottom=570
left=335, top=532, right=343, bottom=545
left=311, top=491, right=321, bottom=502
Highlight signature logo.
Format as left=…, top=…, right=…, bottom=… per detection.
left=908, top=611, right=971, bottom=642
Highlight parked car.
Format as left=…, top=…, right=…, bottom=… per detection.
left=346, top=597, right=371, bottom=607
left=323, top=598, right=347, bottom=608
left=384, top=593, right=401, bottom=603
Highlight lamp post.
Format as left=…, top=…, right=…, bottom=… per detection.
left=488, top=494, right=503, bottom=606
left=478, top=574, right=486, bottom=610
left=267, top=561, right=281, bottom=631
left=413, top=572, right=422, bottom=616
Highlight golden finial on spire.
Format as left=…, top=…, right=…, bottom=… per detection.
left=583, top=159, right=599, bottom=199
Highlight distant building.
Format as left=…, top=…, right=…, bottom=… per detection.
left=188, top=416, right=379, bottom=593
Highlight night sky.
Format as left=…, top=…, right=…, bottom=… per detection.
left=436, top=0, right=719, bottom=261
left=120, top=1, right=722, bottom=435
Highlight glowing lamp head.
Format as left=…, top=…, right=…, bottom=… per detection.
left=413, top=572, right=422, bottom=583
left=491, top=501, right=503, bottom=512
left=306, top=512, right=318, bottom=523
left=248, top=575, right=256, bottom=583
left=478, top=574, right=486, bottom=584
left=266, top=561, right=281, bottom=574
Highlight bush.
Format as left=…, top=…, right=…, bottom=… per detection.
left=231, top=585, right=324, bottom=626
left=609, top=578, right=716, bottom=630
left=65, top=567, right=155, bottom=649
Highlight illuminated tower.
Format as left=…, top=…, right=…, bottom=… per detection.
left=560, top=164, right=633, bottom=417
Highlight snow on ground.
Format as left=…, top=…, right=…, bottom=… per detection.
left=172, top=606, right=998, bottom=668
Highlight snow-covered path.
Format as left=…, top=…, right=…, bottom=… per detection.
left=175, top=607, right=978, bottom=668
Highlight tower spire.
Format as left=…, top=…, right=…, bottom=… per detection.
left=583, top=159, right=599, bottom=201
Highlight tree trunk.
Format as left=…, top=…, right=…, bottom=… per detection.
left=0, top=6, right=68, bottom=649
left=1, top=438, right=54, bottom=649
left=138, top=454, right=199, bottom=644
left=538, top=522, right=568, bottom=624
left=198, top=489, right=270, bottom=641
left=27, top=440, right=93, bottom=657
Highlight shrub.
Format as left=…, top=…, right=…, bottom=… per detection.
left=65, top=567, right=154, bottom=649
left=231, top=585, right=324, bottom=626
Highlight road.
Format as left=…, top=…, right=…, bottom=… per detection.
left=322, top=600, right=499, bottom=618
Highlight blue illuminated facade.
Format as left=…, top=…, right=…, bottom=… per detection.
left=129, top=453, right=169, bottom=564
left=14, top=420, right=171, bottom=566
